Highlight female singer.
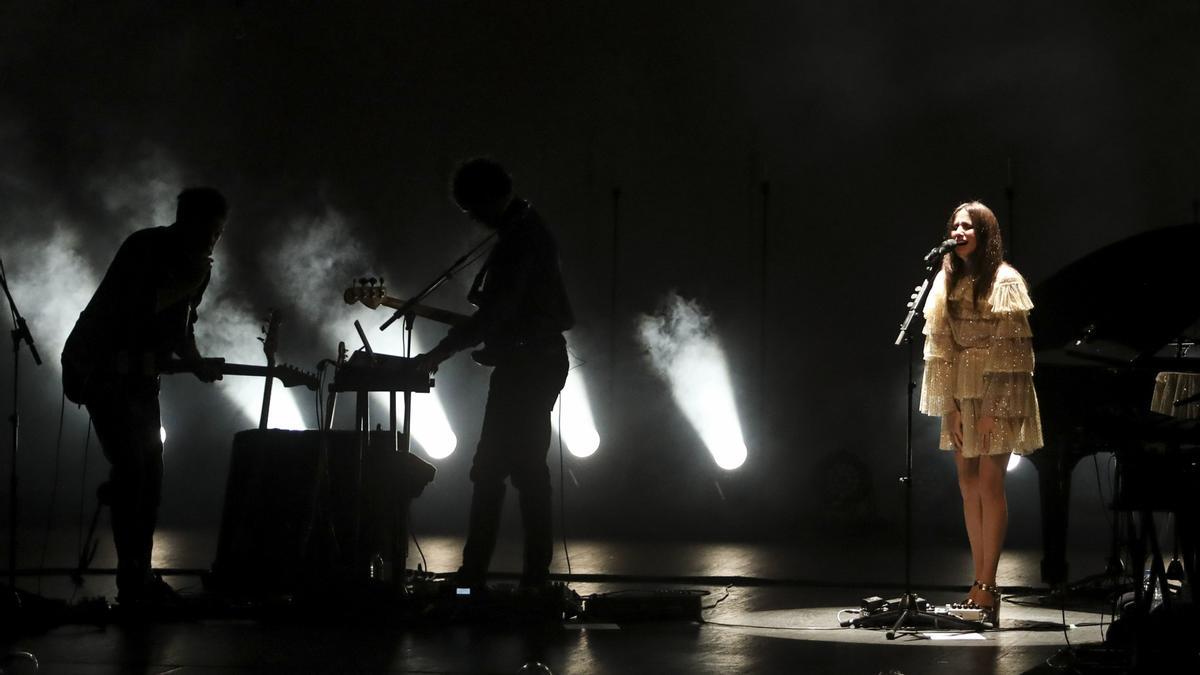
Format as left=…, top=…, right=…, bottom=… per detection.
left=919, top=201, right=1043, bottom=627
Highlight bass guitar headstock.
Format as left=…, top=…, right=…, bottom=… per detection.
left=275, top=363, right=319, bottom=391
left=344, top=277, right=387, bottom=310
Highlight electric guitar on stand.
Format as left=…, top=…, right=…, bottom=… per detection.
left=258, top=310, right=281, bottom=429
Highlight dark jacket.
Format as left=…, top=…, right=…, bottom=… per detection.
left=437, top=199, right=573, bottom=355
left=62, top=225, right=209, bottom=401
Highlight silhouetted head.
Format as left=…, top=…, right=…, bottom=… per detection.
left=175, top=187, right=227, bottom=255
left=943, top=200, right=1004, bottom=304
left=451, top=158, right=513, bottom=229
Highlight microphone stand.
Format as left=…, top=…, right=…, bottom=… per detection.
left=850, top=244, right=983, bottom=637
left=0, top=255, right=51, bottom=617
left=374, top=233, right=492, bottom=584
left=379, top=232, right=496, bottom=333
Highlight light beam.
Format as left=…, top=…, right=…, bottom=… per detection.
left=637, top=293, right=748, bottom=470
left=551, top=362, right=600, bottom=458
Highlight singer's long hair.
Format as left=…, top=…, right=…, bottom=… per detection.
left=943, top=201, right=1004, bottom=305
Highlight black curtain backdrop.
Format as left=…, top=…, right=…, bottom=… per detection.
left=1, top=1, right=1196, bottom=550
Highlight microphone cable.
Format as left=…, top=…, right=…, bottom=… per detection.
left=37, top=389, right=69, bottom=594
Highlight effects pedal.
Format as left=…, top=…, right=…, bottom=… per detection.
left=940, top=603, right=985, bottom=622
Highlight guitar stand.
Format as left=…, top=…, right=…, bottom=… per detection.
left=313, top=315, right=424, bottom=593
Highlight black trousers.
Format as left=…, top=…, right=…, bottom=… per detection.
left=86, top=381, right=163, bottom=601
left=460, top=344, right=568, bottom=585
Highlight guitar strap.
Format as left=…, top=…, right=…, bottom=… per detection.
left=467, top=250, right=495, bottom=307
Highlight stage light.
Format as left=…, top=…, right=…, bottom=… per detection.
left=637, top=293, right=748, bottom=471
left=675, top=355, right=748, bottom=470
left=551, top=365, right=600, bottom=458
left=1008, top=454, right=1022, bottom=471
left=404, top=390, right=459, bottom=459
left=160, top=426, right=167, bottom=444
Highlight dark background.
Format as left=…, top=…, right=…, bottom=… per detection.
left=2, top=1, right=1197, bottom=560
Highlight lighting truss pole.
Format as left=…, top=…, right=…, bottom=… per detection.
left=609, top=186, right=621, bottom=404
left=1005, top=157, right=1015, bottom=262
left=758, top=180, right=770, bottom=426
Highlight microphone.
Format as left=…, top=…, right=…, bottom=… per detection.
left=924, top=238, right=963, bottom=263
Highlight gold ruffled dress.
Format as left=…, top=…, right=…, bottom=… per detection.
left=919, top=264, right=1043, bottom=457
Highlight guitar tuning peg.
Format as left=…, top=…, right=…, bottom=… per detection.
left=368, top=277, right=377, bottom=286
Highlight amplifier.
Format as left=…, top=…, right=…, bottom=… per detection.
left=209, top=429, right=435, bottom=593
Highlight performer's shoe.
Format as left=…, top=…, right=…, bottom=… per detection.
left=143, top=572, right=183, bottom=606
left=975, top=581, right=1002, bottom=628
left=116, top=571, right=183, bottom=614
left=447, top=567, right=488, bottom=593
left=960, top=580, right=981, bottom=606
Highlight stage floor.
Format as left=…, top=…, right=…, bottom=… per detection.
left=2, top=528, right=1133, bottom=674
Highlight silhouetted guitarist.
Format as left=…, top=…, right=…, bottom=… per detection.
left=62, top=187, right=226, bottom=607
left=414, top=159, right=573, bottom=589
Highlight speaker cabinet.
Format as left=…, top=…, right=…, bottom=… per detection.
left=210, top=429, right=435, bottom=593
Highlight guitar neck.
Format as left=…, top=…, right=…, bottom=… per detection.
left=159, top=359, right=317, bottom=390
left=159, top=359, right=254, bottom=376
left=378, top=297, right=471, bottom=327
left=219, top=362, right=273, bottom=379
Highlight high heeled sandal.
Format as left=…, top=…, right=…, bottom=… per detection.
left=975, top=581, right=1002, bottom=628
left=958, top=580, right=981, bottom=606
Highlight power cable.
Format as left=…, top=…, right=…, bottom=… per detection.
left=556, top=346, right=589, bottom=581
left=71, top=417, right=92, bottom=603
left=37, top=389, right=68, bottom=594
left=408, top=510, right=428, bottom=573
left=558, top=393, right=571, bottom=578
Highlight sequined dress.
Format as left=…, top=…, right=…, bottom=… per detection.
left=919, top=263, right=1043, bottom=457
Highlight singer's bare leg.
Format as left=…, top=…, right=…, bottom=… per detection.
left=977, top=453, right=1010, bottom=609
left=954, top=452, right=985, bottom=605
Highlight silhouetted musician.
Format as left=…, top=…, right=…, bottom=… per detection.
left=61, top=187, right=227, bottom=608
left=414, top=158, right=573, bottom=590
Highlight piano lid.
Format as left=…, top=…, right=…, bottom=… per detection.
left=1031, top=223, right=1200, bottom=367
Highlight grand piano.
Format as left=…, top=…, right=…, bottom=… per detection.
left=1027, top=222, right=1200, bottom=586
